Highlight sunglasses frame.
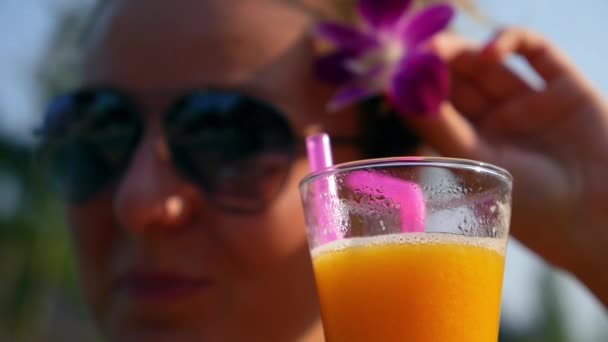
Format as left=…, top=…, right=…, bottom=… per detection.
left=37, top=86, right=362, bottom=213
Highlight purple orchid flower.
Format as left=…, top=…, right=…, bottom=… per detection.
left=314, top=0, right=454, bottom=117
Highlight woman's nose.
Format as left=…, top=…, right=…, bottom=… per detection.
left=112, top=132, right=201, bottom=236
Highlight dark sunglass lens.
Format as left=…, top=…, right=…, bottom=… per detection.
left=165, top=90, right=295, bottom=212
left=39, top=89, right=142, bottom=203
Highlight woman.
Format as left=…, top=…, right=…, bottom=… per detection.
left=43, top=1, right=357, bottom=340
left=39, top=0, right=607, bottom=340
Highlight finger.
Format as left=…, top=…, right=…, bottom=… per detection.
left=427, top=32, right=478, bottom=62
left=405, top=101, right=493, bottom=161
left=450, top=75, right=490, bottom=121
left=429, top=35, right=506, bottom=118
left=481, top=27, right=575, bottom=82
left=471, top=59, right=534, bottom=100
left=480, top=74, right=585, bottom=136
left=429, top=35, right=483, bottom=82
left=433, top=35, right=533, bottom=103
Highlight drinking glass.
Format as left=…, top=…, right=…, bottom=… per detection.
left=299, top=157, right=513, bottom=342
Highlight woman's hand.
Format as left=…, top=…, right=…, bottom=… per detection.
left=411, top=27, right=608, bottom=305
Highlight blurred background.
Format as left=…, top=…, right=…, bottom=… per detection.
left=0, top=0, right=606, bottom=341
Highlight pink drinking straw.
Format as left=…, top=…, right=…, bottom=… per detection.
left=344, top=171, right=425, bottom=233
left=305, top=133, right=336, bottom=201
left=306, top=133, right=341, bottom=244
left=305, top=133, right=425, bottom=237
left=306, top=133, right=333, bottom=172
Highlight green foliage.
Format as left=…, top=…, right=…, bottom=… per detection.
left=0, top=3, right=93, bottom=339
left=0, top=138, right=83, bottom=338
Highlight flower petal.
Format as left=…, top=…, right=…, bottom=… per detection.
left=400, top=4, right=455, bottom=48
left=314, top=50, right=357, bottom=85
left=387, top=52, right=450, bottom=116
left=313, top=22, right=378, bottom=52
left=328, top=84, right=377, bottom=112
left=357, top=0, right=412, bottom=31
left=327, top=65, right=387, bottom=111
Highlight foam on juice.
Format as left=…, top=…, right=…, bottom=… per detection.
left=312, top=232, right=505, bottom=258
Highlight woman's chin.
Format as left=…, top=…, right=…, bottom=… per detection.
left=102, top=318, right=215, bottom=342
left=98, top=291, right=219, bottom=342
left=105, top=329, right=206, bottom=342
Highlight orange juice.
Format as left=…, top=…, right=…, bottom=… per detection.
left=312, top=233, right=506, bottom=342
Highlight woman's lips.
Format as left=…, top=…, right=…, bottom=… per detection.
left=118, top=271, right=212, bottom=302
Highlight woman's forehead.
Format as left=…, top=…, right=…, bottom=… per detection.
left=82, top=0, right=356, bottom=137
left=83, top=0, right=313, bottom=89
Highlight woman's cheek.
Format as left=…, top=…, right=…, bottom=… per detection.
left=65, top=198, right=118, bottom=316
left=215, top=159, right=310, bottom=272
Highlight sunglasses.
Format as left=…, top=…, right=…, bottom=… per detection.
left=38, top=87, right=359, bottom=213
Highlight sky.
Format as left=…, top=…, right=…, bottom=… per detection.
left=0, top=0, right=93, bottom=144
left=0, top=0, right=606, bottom=340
